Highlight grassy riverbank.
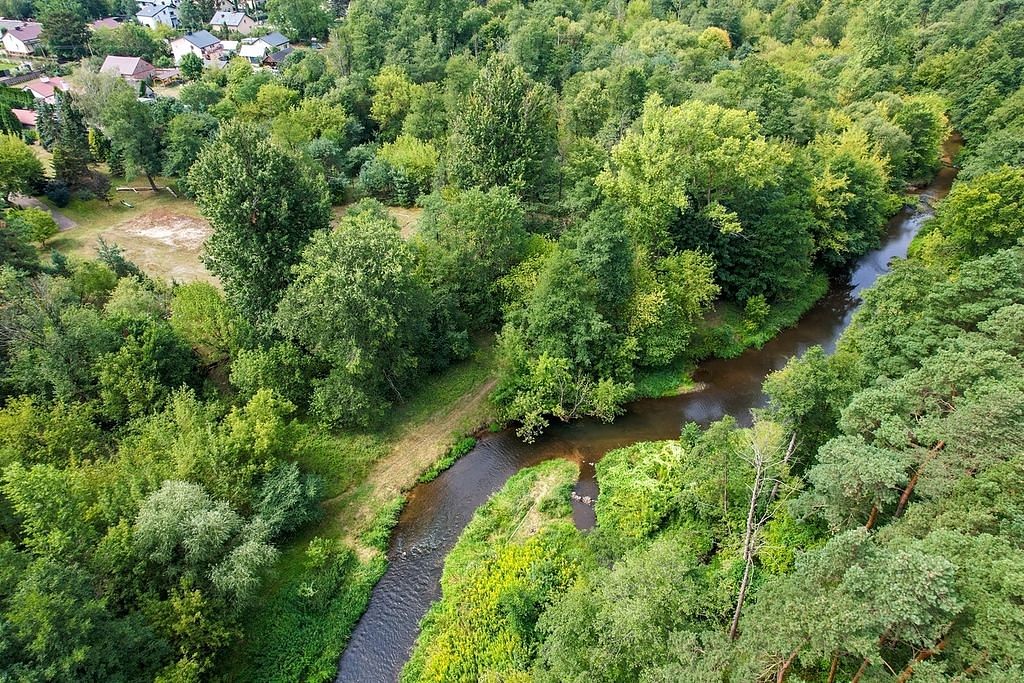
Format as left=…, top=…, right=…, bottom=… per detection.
left=402, top=459, right=588, bottom=682
left=220, top=344, right=499, bottom=681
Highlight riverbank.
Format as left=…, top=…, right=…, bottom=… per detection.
left=220, top=343, right=499, bottom=680
left=336, top=157, right=957, bottom=682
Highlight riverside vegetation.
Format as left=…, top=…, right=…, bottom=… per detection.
left=1, top=0, right=1024, bottom=680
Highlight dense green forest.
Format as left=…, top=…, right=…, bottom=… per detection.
left=2, top=0, right=1024, bottom=680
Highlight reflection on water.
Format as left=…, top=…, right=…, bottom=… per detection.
left=335, top=160, right=957, bottom=683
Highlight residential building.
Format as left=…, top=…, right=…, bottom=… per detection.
left=1, top=22, right=42, bottom=56
left=262, top=46, right=293, bottom=70
left=210, top=11, right=256, bottom=36
left=170, top=30, right=223, bottom=64
left=11, top=108, right=36, bottom=129
left=136, top=4, right=179, bottom=29
left=20, top=75, right=70, bottom=103
left=238, top=31, right=289, bottom=64
left=89, top=17, right=122, bottom=31
left=101, top=55, right=156, bottom=82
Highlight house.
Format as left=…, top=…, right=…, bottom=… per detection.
left=238, top=31, right=289, bottom=64
left=10, top=108, right=36, bottom=129
left=170, top=30, right=222, bottom=64
left=89, top=17, right=122, bottom=31
left=258, top=31, right=289, bottom=51
left=262, top=47, right=293, bottom=70
left=20, top=75, right=70, bottom=103
left=136, top=4, right=179, bottom=29
left=209, top=11, right=256, bottom=36
left=101, top=55, right=156, bottom=82
left=1, top=22, right=42, bottom=56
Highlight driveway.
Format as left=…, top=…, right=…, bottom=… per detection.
left=10, top=195, right=78, bottom=230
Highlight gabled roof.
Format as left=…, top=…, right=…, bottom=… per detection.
left=181, top=30, right=220, bottom=48
left=260, top=31, right=288, bottom=47
left=90, top=17, right=122, bottom=30
left=210, top=11, right=249, bottom=26
left=4, top=22, right=42, bottom=42
left=101, top=55, right=155, bottom=78
left=137, top=4, right=172, bottom=17
left=11, top=108, right=37, bottom=127
left=263, top=47, right=293, bottom=65
left=21, top=76, right=70, bottom=99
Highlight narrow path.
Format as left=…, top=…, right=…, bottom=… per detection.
left=333, top=376, right=498, bottom=557
left=10, top=195, right=77, bottom=230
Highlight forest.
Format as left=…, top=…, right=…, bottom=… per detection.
left=1, top=0, right=1024, bottom=680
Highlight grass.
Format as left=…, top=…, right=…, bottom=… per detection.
left=220, top=343, right=499, bottom=682
left=417, top=435, right=477, bottom=483
left=633, top=360, right=697, bottom=399
left=40, top=179, right=215, bottom=284
left=402, top=460, right=585, bottom=682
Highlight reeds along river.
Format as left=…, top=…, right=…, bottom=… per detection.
left=335, top=144, right=960, bottom=683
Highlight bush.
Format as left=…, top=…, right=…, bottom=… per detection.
left=44, top=179, right=71, bottom=207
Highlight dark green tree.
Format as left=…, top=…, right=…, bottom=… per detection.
left=188, top=122, right=331, bottom=330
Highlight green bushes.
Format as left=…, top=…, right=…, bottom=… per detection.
left=402, top=460, right=587, bottom=683
left=418, top=435, right=476, bottom=484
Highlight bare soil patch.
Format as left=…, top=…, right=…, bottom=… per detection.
left=100, top=208, right=215, bottom=284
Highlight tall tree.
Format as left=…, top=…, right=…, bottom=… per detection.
left=274, top=202, right=429, bottom=427
left=39, top=0, right=89, bottom=59
left=50, top=91, right=91, bottom=190
left=446, top=54, right=558, bottom=201
left=100, top=83, right=162, bottom=190
left=0, top=134, right=44, bottom=203
left=188, top=122, right=331, bottom=330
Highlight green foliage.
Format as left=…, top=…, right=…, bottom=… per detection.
left=402, top=460, right=586, bottom=683
left=0, top=133, right=44, bottom=200
left=275, top=202, right=429, bottom=428
left=447, top=54, right=558, bottom=200
left=417, top=435, right=476, bottom=484
left=267, top=0, right=332, bottom=41
left=188, top=121, right=331, bottom=330
left=4, top=207, right=58, bottom=245
left=913, top=166, right=1024, bottom=267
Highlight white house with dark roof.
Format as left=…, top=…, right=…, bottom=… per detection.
left=210, top=11, right=256, bottom=36
left=170, top=30, right=223, bottom=64
left=1, top=22, right=42, bottom=55
left=136, top=4, right=179, bottom=29
left=238, top=31, right=289, bottom=64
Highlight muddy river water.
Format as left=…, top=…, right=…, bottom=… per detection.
left=336, top=152, right=959, bottom=683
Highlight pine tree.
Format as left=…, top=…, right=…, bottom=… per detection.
left=50, top=91, right=91, bottom=189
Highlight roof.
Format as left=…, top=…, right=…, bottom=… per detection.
left=181, top=30, right=220, bottom=48
left=263, top=47, right=293, bottom=65
left=210, top=11, right=249, bottom=26
left=238, top=42, right=264, bottom=58
left=221, top=39, right=239, bottom=51
left=100, top=55, right=155, bottom=78
left=11, top=108, right=36, bottom=126
left=136, top=4, right=172, bottom=17
left=21, top=76, right=70, bottom=99
left=260, top=31, right=288, bottom=47
left=4, top=22, right=42, bottom=42
left=90, top=17, right=122, bottom=30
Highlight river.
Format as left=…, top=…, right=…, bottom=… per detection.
left=335, top=147, right=959, bottom=683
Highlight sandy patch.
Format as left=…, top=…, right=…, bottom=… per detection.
left=96, top=208, right=216, bottom=284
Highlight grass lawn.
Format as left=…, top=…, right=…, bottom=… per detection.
left=42, top=178, right=216, bottom=284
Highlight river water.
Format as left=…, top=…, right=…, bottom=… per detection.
left=336, top=152, right=959, bottom=683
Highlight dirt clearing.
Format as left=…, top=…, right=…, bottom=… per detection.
left=99, top=208, right=215, bottom=284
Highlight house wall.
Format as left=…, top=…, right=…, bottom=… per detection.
left=1, top=34, right=34, bottom=55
